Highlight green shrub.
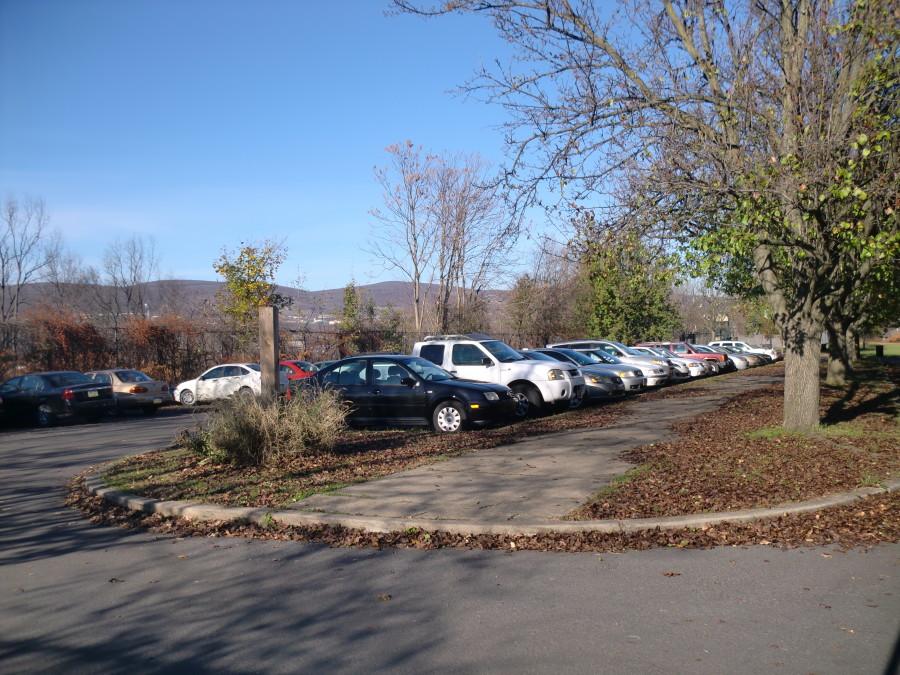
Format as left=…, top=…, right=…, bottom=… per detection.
left=185, top=389, right=347, bottom=466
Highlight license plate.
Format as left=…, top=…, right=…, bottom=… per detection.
left=87, top=390, right=99, bottom=398
left=153, top=398, right=162, bottom=404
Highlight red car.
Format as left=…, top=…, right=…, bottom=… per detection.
left=279, top=360, right=319, bottom=381
left=637, top=342, right=730, bottom=365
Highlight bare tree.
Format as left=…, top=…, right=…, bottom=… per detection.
left=0, top=197, right=55, bottom=324
left=430, top=153, right=516, bottom=332
left=369, top=141, right=438, bottom=332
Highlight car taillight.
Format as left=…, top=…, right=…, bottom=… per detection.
left=62, top=389, right=75, bottom=401
left=129, top=386, right=148, bottom=393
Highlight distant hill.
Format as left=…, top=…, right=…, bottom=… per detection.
left=18, top=279, right=510, bottom=320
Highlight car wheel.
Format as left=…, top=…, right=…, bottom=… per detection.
left=237, top=386, right=255, bottom=401
left=510, top=383, right=542, bottom=418
left=432, top=401, right=466, bottom=433
left=179, top=390, right=195, bottom=406
left=35, top=404, right=54, bottom=428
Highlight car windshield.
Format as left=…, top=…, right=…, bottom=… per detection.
left=115, top=370, right=152, bottom=383
left=584, top=350, right=622, bottom=365
left=553, top=349, right=596, bottom=366
left=622, top=345, right=648, bottom=356
left=657, top=348, right=679, bottom=358
left=404, top=357, right=455, bottom=381
left=244, top=364, right=261, bottom=371
left=292, top=361, right=317, bottom=372
left=481, top=340, right=524, bottom=363
left=44, top=372, right=92, bottom=387
left=519, top=350, right=559, bottom=363
left=693, top=345, right=714, bottom=353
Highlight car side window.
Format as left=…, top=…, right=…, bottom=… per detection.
left=323, top=361, right=367, bottom=386
left=600, top=345, right=618, bottom=355
left=225, top=366, right=246, bottom=377
left=419, top=344, right=445, bottom=366
left=279, top=365, right=293, bottom=376
left=372, top=360, right=411, bottom=386
left=0, top=377, right=22, bottom=394
left=452, top=344, right=486, bottom=366
left=201, top=367, right=227, bottom=380
left=21, top=375, right=44, bottom=393
left=673, top=344, right=687, bottom=353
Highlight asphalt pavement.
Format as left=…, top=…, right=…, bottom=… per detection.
left=1, top=406, right=898, bottom=674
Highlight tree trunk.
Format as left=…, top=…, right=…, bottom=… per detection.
left=847, top=327, right=860, bottom=362
left=825, top=322, right=850, bottom=387
left=782, top=317, right=822, bottom=431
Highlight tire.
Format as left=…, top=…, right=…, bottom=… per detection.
left=510, top=383, right=542, bottom=418
left=35, top=404, right=54, bottom=428
left=432, top=400, right=466, bottom=434
left=237, top=386, right=255, bottom=401
left=179, top=389, right=195, bottom=406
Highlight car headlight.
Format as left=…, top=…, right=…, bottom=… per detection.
left=483, top=391, right=500, bottom=401
left=653, top=359, right=665, bottom=366
left=614, top=370, right=630, bottom=377
left=547, top=369, right=564, bottom=381
left=588, top=375, right=601, bottom=384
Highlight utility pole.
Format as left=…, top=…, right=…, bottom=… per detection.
left=259, top=306, right=279, bottom=404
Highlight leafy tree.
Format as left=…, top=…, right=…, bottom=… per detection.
left=213, top=241, right=290, bottom=345
left=576, top=232, right=681, bottom=344
left=396, top=0, right=899, bottom=430
left=340, top=281, right=404, bottom=355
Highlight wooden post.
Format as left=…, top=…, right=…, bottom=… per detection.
left=259, top=306, right=279, bottom=404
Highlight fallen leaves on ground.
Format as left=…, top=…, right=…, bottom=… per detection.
left=570, top=364, right=898, bottom=520
left=67, top=475, right=900, bottom=552
left=102, top=397, right=627, bottom=508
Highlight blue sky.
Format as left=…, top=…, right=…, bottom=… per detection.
left=0, top=0, right=535, bottom=289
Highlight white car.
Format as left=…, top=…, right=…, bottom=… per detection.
left=412, top=335, right=586, bottom=416
left=631, top=346, right=705, bottom=378
left=550, top=340, right=670, bottom=386
left=175, top=363, right=287, bottom=405
left=709, top=340, right=780, bottom=361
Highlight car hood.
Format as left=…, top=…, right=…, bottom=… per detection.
left=451, top=379, right=511, bottom=394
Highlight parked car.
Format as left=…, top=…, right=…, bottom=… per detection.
left=548, top=339, right=671, bottom=385
left=525, top=348, right=640, bottom=397
left=716, top=345, right=768, bottom=367
left=279, top=360, right=319, bottom=381
left=516, top=350, right=587, bottom=407
left=308, top=355, right=516, bottom=433
left=703, top=346, right=752, bottom=369
left=709, top=340, right=781, bottom=361
left=631, top=346, right=705, bottom=378
left=637, top=341, right=731, bottom=370
left=85, top=369, right=173, bottom=414
left=412, top=334, right=585, bottom=417
left=0, top=371, right=114, bottom=427
left=174, top=363, right=287, bottom=405
left=314, top=360, right=338, bottom=371
left=629, top=346, right=692, bottom=379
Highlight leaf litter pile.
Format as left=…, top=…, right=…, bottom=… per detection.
left=571, top=364, right=899, bottom=520
left=68, top=474, right=900, bottom=552
left=102, top=397, right=628, bottom=509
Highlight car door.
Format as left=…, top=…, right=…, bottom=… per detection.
left=0, top=377, right=25, bottom=419
left=195, top=366, right=226, bottom=401
left=369, top=359, right=427, bottom=423
left=321, top=359, right=371, bottom=421
left=222, top=366, right=250, bottom=397
left=450, top=343, right=497, bottom=384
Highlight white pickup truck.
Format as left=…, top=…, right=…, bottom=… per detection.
left=412, top=335, right=585, bottom=417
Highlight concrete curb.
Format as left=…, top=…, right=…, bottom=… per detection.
left=84, top=475, right=900, bottom=537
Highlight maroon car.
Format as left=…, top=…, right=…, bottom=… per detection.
left=637, top=342, right=732, bottom=366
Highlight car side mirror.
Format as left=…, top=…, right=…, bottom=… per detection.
left=400, top=377, right=416, bottom=387
left=481, top=357, right=494, bottom=367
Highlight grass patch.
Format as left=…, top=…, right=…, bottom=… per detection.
left=860, top=342, right=900, bottom=358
